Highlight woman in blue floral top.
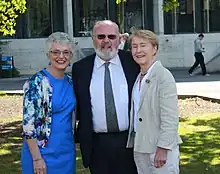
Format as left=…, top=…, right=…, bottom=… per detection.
left=21, top=32, right=77, bottom=174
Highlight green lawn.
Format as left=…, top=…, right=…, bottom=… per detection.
left=179, top=113, right=220, bottom=174
left=0, top=113, right=220, bottom=174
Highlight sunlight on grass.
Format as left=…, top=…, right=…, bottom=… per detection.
left=0, top=149, right=11, bottom=155
left=211, top=157, right=220, bottom=165
left=76, top=157, right=82, bottom=160
left=179, top=112, right=220, bottom=174
left=0, top=115, right=22, bottom=122
left=0, top=91, right=6, bottom=96
left=0, top=107, right=220, bottom=173
left=8, top=137, right=22, bottom=140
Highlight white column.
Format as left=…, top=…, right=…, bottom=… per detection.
left=153, top=0, right=164, bottom=35
left=63, top=0, right=74, bottom=37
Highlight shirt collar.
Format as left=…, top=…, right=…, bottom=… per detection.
left=138, top=60, right=158, bottom=79
left=95, top=54, right=120, bottom=69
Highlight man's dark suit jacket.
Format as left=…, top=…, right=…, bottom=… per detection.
left=72, top=50, right=139, bottom=168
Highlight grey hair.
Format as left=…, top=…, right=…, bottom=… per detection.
left=92, top=20, right=120, bottom=36
left=45, top=32, right=75, bottom=55
left=121, top=33, right=129, bottom=37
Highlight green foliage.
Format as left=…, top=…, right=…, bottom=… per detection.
left=163, top=0, right=180, bottom=12
left=116, top=0, right=126, bottom=5
left=0, top=0, right=27, bottom=36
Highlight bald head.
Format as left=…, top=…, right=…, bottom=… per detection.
left=92, top=20, right=120, bottom=36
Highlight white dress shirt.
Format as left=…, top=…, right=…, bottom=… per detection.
left=90, top=54, right=129, bottom=132
left=133, top=61, right=157, bottom=132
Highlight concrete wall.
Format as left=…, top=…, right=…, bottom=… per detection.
left=157, top=33, right=220, bottom=68
left=1, top=33, right=220, bottom=75
left=1, top=37, right=94, bottom=75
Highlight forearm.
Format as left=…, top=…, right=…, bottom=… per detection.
left=26, top=139, right=42, bottom=160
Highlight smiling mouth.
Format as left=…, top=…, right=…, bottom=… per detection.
left=56, top=59, right=66, bottom=64
left=136, top=55, right=145, bottom=58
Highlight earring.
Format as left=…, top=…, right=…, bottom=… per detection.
left=48, top=61, right=51, bottom=65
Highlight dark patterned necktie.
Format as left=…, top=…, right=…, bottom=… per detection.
left=104, top=62, right=119, bottom=132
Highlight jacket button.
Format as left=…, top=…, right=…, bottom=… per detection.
left=139, top=118, right=142, bottom=122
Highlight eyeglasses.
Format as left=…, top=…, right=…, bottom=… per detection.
left=96, top=34, right=117, bottom=40
left=50, top=50, right=72, bottom=57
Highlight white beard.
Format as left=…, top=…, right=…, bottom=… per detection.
left=95, top=48, right=118, bottom=60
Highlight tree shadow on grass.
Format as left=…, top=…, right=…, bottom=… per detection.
left=0, top=121, right=90, bottom=174
left=0, top=120, right=22, bottom=174
left=180, top=117, right=220, bottom=174
left=3, top=117, right=219, bottom=174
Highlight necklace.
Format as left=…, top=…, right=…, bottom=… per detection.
left=140, top=71, right=148, bottom=76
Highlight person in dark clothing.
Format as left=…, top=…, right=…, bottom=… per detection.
left=72, top=20, right=139, bottom=174
left=188, top=33, right=210, bottom=76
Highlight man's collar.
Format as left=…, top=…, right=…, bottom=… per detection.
left=95, top=54, right=120, bottom=69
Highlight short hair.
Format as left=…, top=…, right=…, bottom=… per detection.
left=130, top=30, right=159, bottom=51
left=45, top=32, right=75, bottom=54
left=121, top=33, right=129, bottom=37
left=92, top=20, right=120, bottom=36
left=198, top=33, right=204, bottom=37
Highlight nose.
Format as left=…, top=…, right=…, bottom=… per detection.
left=59, top=52, right=64, bottom=58
left=103, top=36, right=110, bottom=42
left=136, top=46, right=141, bottom=53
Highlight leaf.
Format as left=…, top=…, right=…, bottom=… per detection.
left=0, top=0, right=27, bottom=36
left=116, top=0, right=127, bottom=5
left=163, top=0, right=180, bottom=12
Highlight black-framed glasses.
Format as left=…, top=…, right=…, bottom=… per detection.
left=50, top=50, right=72, bottom=57
left=96, top=34, right=117, bottom=40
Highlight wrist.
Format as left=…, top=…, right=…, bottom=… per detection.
left=33, top=157, right=42, bottom=161
left=157, top=147, right=168, bottom=151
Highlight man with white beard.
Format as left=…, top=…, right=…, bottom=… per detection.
left=72, top=20, right=139, bottom=174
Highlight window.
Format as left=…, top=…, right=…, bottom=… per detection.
left=73, top=0, right=108, bottom=37
left=15, top=0, right=64, bottom=38
left=164, top=0, right=195, bottom=34
left=209, top=0, right=220, bottom=32
left=116, top=0, right=143, bottom=33
left=164, top=0, right=220, bottom=34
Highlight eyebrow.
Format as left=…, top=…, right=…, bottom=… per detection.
left=132, top=42, right=147, bottom=45
left=52, top=49, right=70, bottom=51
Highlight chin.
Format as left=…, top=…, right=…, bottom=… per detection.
left=56, top=65, right=68, bottom=71
left=95, top=49, right=117, bottom=60
left=134, top=59, right=145, bottom=65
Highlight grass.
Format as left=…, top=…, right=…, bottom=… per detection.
left=0, top=113, right=220, bottom=174
left=0, top=91, right=6, bottom=96
left=179, top=113, right=220, bottom=174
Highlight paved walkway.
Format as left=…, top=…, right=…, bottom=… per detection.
left=170, top=69, right=220, bottom=99
left=0, top=69, right=220, bottom=99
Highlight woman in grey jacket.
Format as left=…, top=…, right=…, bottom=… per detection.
left=127, top=30, right=182, bottom=174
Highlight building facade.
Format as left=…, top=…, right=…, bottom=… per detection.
left=2, top=0, right=220, bottom=75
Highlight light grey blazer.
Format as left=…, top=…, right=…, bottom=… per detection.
left=127, top=61, right=182, bottom=153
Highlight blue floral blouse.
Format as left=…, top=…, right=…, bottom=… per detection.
left=22, top=70, right=72, bottom=148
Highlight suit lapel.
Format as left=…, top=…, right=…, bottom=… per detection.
left=81, top=54, right=95, bottom=100
left=138, top=61, right=160, bottom=112
left=118, top=51, right=133, bottom=96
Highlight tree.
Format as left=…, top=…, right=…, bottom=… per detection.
left=0, top=0, right=27, bottom=36
left=116, top=0, right=126, bottom=4
left=163, top=0, right=179, bottom=12
left=0, top=1, right=26, bottom=77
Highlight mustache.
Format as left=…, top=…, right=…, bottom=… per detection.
left=101, top=42, right=112, bottom=48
